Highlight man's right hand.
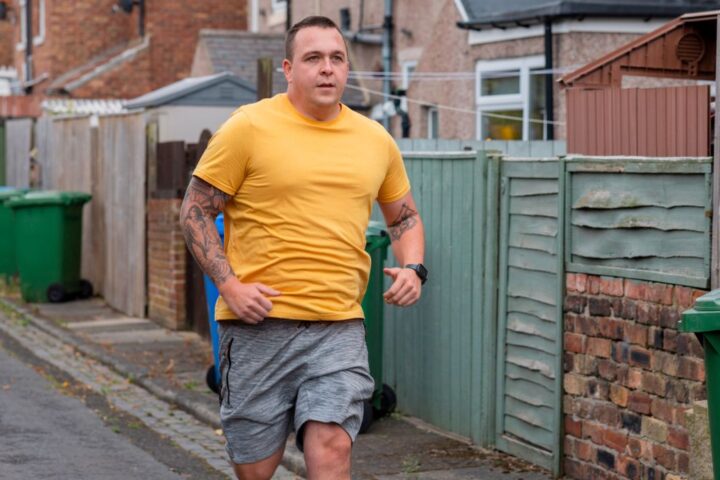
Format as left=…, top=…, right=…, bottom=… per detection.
left=218, top=279, right=281, bottom=324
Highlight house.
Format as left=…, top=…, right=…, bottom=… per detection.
left=190, top=29, right=372, bottom=111
left=0, top=0, right=247, bottom=115
left=251, top=0, right=720, bottom=140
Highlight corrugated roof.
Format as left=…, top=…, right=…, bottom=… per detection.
left=125, top=72, right=256, bottom=109
left=457, top=0, right=720, bottom=28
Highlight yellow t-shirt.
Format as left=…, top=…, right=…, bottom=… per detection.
left=193, top=93, right=411, bottom=321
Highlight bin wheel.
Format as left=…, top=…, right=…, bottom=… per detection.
left=376, top=383, right=397, bottom=418
left=359, top=399, right=374, bottom=434
left=206, top=365, right=221, bottom=396
left=47, top=284, right=66, bottom=303
left=78, top=279, right=94, bottom=299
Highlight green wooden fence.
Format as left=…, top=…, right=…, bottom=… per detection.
left=374, top=151, right=711, bottom=477
left=396, top=139, right=566, bottom=157
left=564, top=156, right=713, bottom=289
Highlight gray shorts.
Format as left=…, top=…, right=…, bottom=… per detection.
left=218, top=318, right=375, bottom=465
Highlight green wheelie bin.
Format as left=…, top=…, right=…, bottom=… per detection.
left=680, top=290, right=720, bottom=480
left=7, top=191, right=93, bottom=303
left=360, top=221, right=397, bottom=433
left=0, top=188, right=29, bottom=281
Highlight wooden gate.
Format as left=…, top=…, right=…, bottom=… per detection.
left=493, top=158, right=564, bottom=474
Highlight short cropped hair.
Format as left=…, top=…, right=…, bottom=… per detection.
left=285, top=16, right=348, bottom=60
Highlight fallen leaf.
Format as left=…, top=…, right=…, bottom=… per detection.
left=164, top=359, right=175, bottom=373
left=214, top=429, right=224, bottom=436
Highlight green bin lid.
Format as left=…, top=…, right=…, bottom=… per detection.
left=679, top=289, right=720, bottom=333
left=366, top=220, right=388, bottom=238
left=0, top=188, right=29, bottom=203
left=6, top=191, right=92, bottom=208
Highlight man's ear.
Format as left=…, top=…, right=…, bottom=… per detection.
left=282, top=58, right=292, bottom=83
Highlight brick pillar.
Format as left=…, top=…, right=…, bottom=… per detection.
left=147, top=198, right=187, bottom=330
left=563, top=274, right=707, bottom=480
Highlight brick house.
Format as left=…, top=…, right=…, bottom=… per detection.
left=250, top=0, right=720, bottom=140
left=0, top=0, right=247, bottom=108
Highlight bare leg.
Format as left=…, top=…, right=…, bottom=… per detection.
left=302, top=421, right=352, bottom=480
left=231, top=444, right=285, bottom=480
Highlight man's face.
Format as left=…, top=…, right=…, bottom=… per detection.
left=283, top=26, right=349, bottom=117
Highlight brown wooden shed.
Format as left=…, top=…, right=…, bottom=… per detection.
left=560, top=10, right=718, bottom=158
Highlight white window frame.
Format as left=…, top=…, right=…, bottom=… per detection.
left=15, top=0, right=46, bottom=51
left=400, top=60, right=417, bottom=112
left=427, top=106, right=439, bottom=139
left=271, top=0, right=287, bottom=11
left=475, top=55, right=544, bottom=141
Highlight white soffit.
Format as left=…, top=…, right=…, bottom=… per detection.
left=468, top=18, right=669, bottom=45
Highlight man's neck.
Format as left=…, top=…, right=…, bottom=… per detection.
left=286, top=91, right=341, bottom=122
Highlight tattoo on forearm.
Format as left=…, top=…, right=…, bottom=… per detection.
left=388, top=203, right=418, bottom=241
left=181, top=179, right=235, bottom=285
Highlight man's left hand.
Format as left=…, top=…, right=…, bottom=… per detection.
left=382, top=267, right=422, bottom=306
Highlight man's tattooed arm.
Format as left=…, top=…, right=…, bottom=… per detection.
left=387, top=203, right=419, bottom=241
left=180, top=177, right=234, bottom=286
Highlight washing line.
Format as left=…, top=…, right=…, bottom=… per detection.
left=344, top=83, right=567, bottom=126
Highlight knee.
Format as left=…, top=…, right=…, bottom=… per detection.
left=303, top=422, right=352, bottom=465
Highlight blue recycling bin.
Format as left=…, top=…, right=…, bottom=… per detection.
left=203, top=214, right=224, bottom=394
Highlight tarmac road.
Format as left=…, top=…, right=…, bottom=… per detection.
left=0, top=332, right=229, bottom=480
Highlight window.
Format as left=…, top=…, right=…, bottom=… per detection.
left=400, top=61, right=417, bottom=112
left=475, top=56, right=546, bottom=141
left=271, top=0, right=287, bottom=11
left=16, top=0, right=46, bottom=51
left=426, top=106, right=439, bottom=139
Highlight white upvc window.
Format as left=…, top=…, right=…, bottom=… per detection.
left=16, top=0, right=46, bottom=51
left=426, top=106, right=439, bottom=139
left=400, top=60, right=417, bottom=112
left=271, top=0, right=287, bottom=11
left=475, top=55, right=546, bottom=141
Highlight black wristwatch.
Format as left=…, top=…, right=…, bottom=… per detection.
left=405, top=264, right=428, bottom=285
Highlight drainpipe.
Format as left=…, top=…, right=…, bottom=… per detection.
left=24, top=0, right=33, bottom=90
left=138, top=0, right=145, bottom=37
left=286, top=0, right=292, bottom=31
left=544, top=17, right=554, bottom=140
left=381, top=0, right=393, bottom=131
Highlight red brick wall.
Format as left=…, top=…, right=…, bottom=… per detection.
left=0, top=22, right=15, bottom=66
left=9, top=0, right=247, bottom=98
left=564, top=274, right=707, bottom=480
left=147, top=198, right=187, bottom=330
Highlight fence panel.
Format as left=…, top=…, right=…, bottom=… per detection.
left=567, top=86, right=710, bottom=157
left=395, top=139, right=566, bottom=156
left=43, top=116, right=99, bottom=292
left=494, top=159, right=564, bottom=474
left=99, top=114, right=147, bottom=317
left=375, top=151, right=497, bottom=446
left=565, top=156, right=713, bottom=288
left=5, top=118, right=32, bottom=187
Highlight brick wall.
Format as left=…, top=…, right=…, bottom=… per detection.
left=563, top=274, right=707, bottom=480
left=147, top=198, right=187, bottom=330
left=8, top=0, right=246, bottom=99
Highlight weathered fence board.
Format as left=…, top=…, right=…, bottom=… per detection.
left=565, top=156, right=712, bottom=288
left=396, top=139, right=566, bottom=156
left=99, top=114, right=147, bottom=317
left=377, top=151, right=495, bottom=445
left=494, top=159, right=564, bottom=474
left=5, top=118, right=32, bottom=187
left=46, top=117, right=97, bottom=288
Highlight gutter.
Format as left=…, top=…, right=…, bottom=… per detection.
left=24, top=0, right=33, bottom=91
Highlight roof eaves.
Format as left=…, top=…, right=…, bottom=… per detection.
left=559, top=14, right=686, bottom=86
left=457, top=2, right=719, bottom=30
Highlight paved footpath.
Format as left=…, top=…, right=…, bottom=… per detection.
left=0, top=295, right=551, bottom=480
left=0, top=301, right=299, bottom=480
